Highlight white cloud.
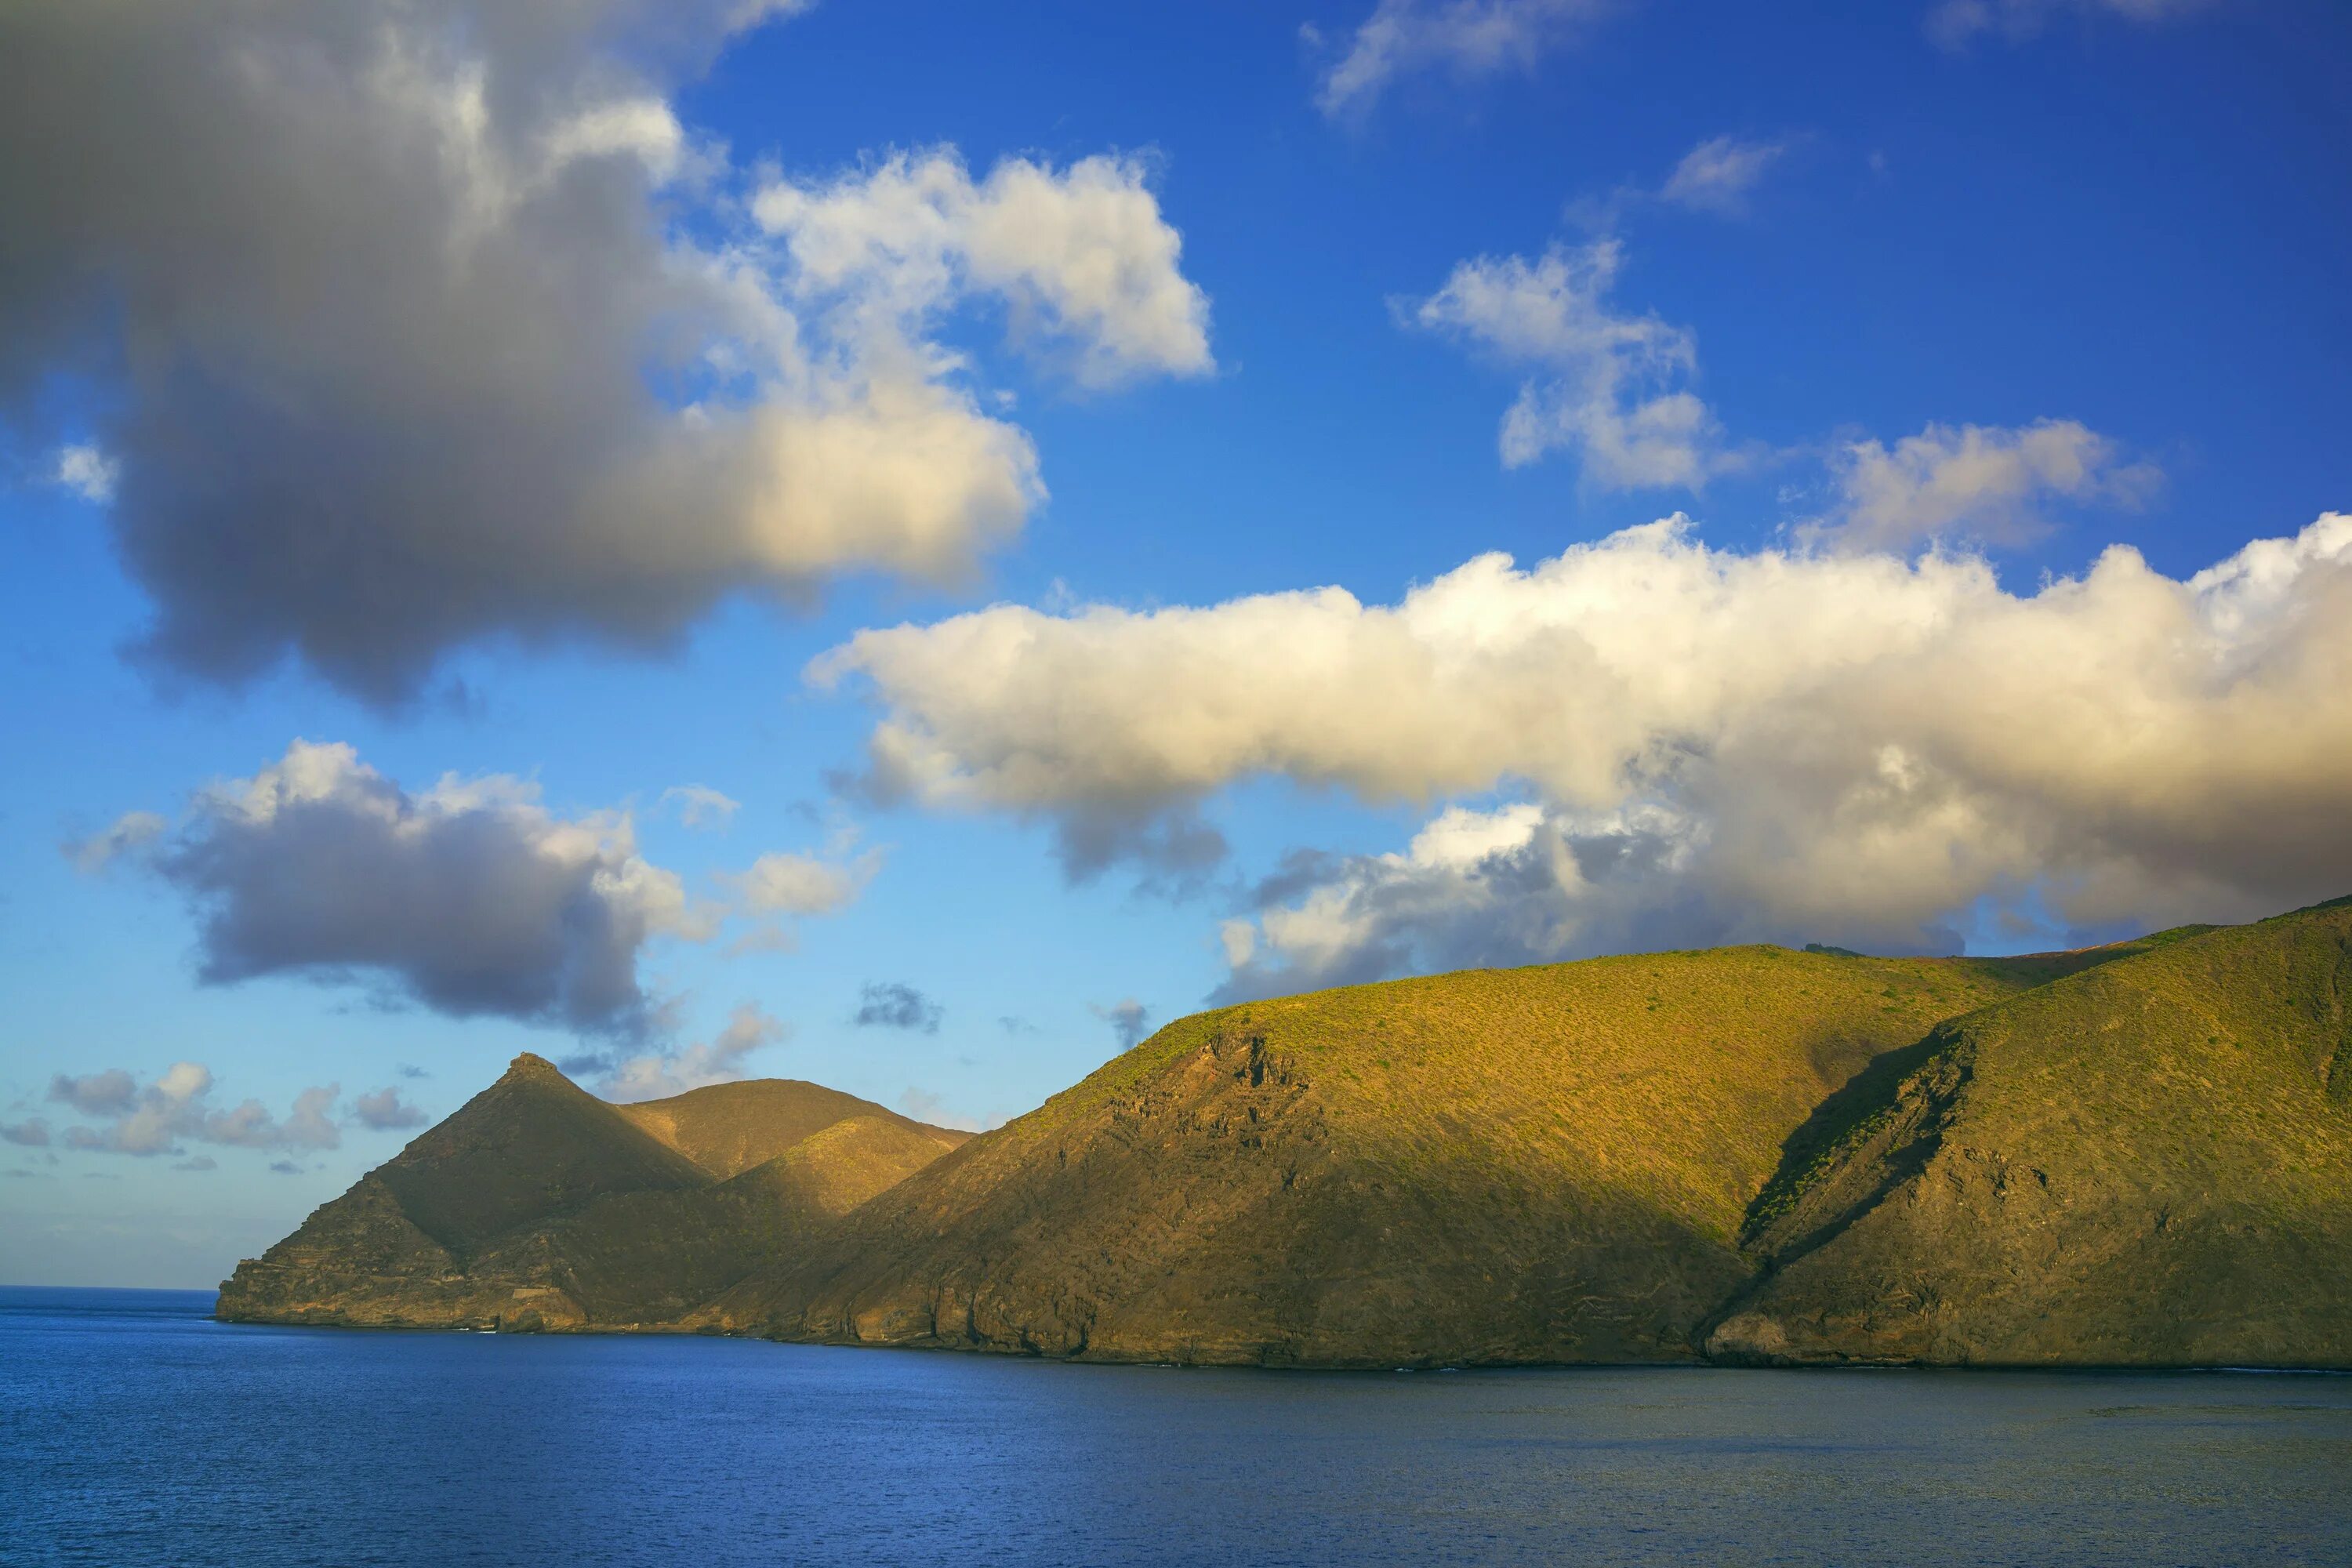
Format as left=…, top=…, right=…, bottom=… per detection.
left=1410, top=238, right=1733, bottom=488
left=1311, top=0, right=1620, bottom=118
left=0, top=2, right=1207, bottom=703
left=63, top=811, right=167, bottom=873
left=1813, top=419, right=2160, bottom=552
left=594, top=1004, right=786, bottom=1102
left=1660, top=134, right=1788, bottom=216
left=895, top=1085, right=982, bottom=1132
left=751, top=149, right=1214, bottom=390
left=725, top=849, right=877, bottom=915
left=52, top=443, right=118, bottom=503
left=820, top=510, right=2352, bottom=981
left=660, top=785, right=741, bottom=830
left=1929, top=0, right=2219, bottom=48
left=49, top=1063, right=341, bottom=1156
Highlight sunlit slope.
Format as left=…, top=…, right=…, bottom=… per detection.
left=216, top=1058, right=965, bottom=1329
left=1710, top=900, right=2352, bottom=1367
left=717, top=945, right=2122, bottom=1365
left=616, top=1080, right=966, bottom=1180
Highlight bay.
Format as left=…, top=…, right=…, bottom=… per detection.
left=4, top=1287, right=2347, bottom=1566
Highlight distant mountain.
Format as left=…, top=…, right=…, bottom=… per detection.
left=215, top=1057, right=968, bottom=1330
left=220, top=901, right=2352, bottom=1367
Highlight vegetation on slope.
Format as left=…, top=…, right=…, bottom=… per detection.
left=713, top=945, right=2118, bottom=1365
left=1710, top=900, right=2352, bottom=1367
left=216, top=1058, right=965, bottom=1330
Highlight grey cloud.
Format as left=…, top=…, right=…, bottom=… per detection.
left=53, top=1062, right=342, bottom=1156
left=48, top=1070, right=136, bottom=1116
left=2, top=1118, right=51, bottom=1147
left=0, top=1, right=1206, bottom=704
left=350, top=1087, right=430, bottom=1132
left=396, top=1064, right=430, bottom=1080
left=171, top=1156, right=218, bottom=1172
left=133, top=740, right=702, bottom=1039
left=1091, top=999, right=1152, bottom=1051
left=854, top=982, right=943, bottom=1035
left=267, top=1160, right=304, bottom=1176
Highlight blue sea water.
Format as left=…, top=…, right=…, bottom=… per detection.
left=3, top=1287, right=2348, bottom=1566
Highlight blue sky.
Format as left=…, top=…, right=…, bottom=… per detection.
left=3, top=0, right=2347, bottom=1286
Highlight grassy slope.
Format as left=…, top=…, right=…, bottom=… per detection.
left=615, top=1080, right=967, bottom=1181
left=216, top=1059, right=967, bottom=1328
left=1710, top=901, right=2352, bottom=1367
left=717, top=945, right=2126, bottom=1366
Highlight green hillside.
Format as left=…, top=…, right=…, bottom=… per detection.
left=710, top=943, right=2133, bottom=1364
left=1708, top=899, right=2352, bottom=1367
left=221, top=903, right=2352, bottom=1367
left=215, top=1057, right=967, bottom=1330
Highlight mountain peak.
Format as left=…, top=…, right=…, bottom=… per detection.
left=503, top=1052, right=565, bottom=1083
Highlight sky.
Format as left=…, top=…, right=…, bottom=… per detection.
left=2, top=0, right=2347, bottom=1287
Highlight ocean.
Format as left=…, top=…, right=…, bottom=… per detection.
left=4, top=1287, right=2347, bottom=1566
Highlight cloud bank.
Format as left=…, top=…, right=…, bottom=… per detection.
left=48, top=1064, right=341, bottom=1157
left=0, top=0, right=1208, bottom=702
left=820, top=510, right=2352, bottom=992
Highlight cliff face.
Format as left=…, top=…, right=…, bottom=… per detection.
left=220, top=902, right=2352, bottom=1367
left=1707, top=902, right=2352, bottom=1367
left=215, top=1058, right=967, bottom=1330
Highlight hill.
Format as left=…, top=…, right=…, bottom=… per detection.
left=1706, top=900, right=2352, bottom=1367
left=705, top=944, right=2136, bottom=1364
left=215, top=1058, right=968, bottom=1330
left=219, top=902, right=2352, bottom=1366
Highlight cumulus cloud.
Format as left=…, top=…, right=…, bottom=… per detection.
left=49, top=1063, right=342, bottom=1156
left=0, top=1, right=1207, bottom=703
left=104, top=741, right=711, bottom=1038
left=1660, top=135, right=1789, bottom=216
left=1092, top=999, right=1152, bottom=1050
left=2, top=1119, right=51, bottom=1148
left=588, top=1004, right=786, bottom=1102
left=1811, top=419, right=2159, bottom=553
left=821, top=510, right=2352, bottom=989
left=350, top=1087, right=430, bottom=1132
left=724, top=848, right=879, bottom=918
left=661, top=786, right=741, bottom=830
left=752, top=151, right=1214, bottom=391
left=1310, top=0, right=1620, bottom=118
left=51, top=443, right=118, bottom=503
left=172, top=1156, right=218, bottom=1172
left=96, top=742, right=870, bottom=1031
left=854, top=981, right=943, bottom=1034
left=1929, top=0, right=2218, bottom=47
left=1409, top=238, right=1734, bottom=488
